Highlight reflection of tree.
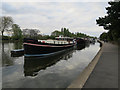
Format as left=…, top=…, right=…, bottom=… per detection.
left=2, top=42, right=14, bottom=67
left=76, top=44, right=85, bottom=51
left=85, top=42, right=90, bottom=48
left=24, top=48, right=74, bottom=77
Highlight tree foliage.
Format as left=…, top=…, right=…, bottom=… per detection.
left=61, top=28, right=72, bottom=37
left=96, top=1, right=120, bottom=41
left=0, top=16, right=13, bottom=38
left=12, top=24, right=22, bottom=40
left=51, top=30, right=62, bottom=36
left=99, top=32, right=108, bottom=40
left=23, top=29, right=40, bottom=39
left=51, top=28, right=92, bottom=38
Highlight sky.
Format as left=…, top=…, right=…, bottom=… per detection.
left=1, top=0, right=109, bottom=37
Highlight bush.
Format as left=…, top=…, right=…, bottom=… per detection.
left=2, top=36, right=10, bottom=40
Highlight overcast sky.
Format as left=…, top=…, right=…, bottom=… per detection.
left=1, top=1, right=109, bottom=37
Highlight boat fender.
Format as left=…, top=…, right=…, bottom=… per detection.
left=42, top=41, right=45, bottom=43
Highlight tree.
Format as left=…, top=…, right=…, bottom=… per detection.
left=51, top=28, right=94, bottom=38
left=0, top=16, right=13, bottom=38
left=96, top=1, right=120, bottom=41
left=51, top=30, right=62, bottom=36
left=99, top=32, right=108, bottom=40
left=51, top=28, right=72, bottom=37
left=12, top=24, right=22, bottom=40
left=29, top=29, right=40, bottom=39
left=23, top=29, right=40, bottom=39
left=61, top=28, right=72, bottom=37
left=76, top=32, right=87, bottom=38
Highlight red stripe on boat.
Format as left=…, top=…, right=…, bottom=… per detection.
left=27, top=40, right=33, bottom=41
left=23, top=43, right=73, bottom=47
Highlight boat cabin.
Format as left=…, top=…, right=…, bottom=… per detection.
left=38, top=36, right=74, bottom=44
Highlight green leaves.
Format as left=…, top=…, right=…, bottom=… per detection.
left=51, top=28, right=92, bottom=38
left=96, top=1, right=120, bottom=41
left=12, top=24, right=23, bottom=40
left=100, top=32, right=108, bottom=40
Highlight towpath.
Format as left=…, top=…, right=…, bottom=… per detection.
left=82, top=42, right=118, bottom=88
left=67, top=42, right=118, bottom=89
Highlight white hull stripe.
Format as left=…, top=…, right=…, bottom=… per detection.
left=23, top=43, right=73, bottom=47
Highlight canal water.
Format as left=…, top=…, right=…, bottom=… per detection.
left=1, top=41, right=100, bottom=88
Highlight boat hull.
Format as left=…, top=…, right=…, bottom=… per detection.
left=24, top=42, right=74, bottom=57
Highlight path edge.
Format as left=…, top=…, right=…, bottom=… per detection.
left=67, top=41, right=104, bottom=89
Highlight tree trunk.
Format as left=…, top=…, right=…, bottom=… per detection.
left=2, top=31, right=4, bottom=39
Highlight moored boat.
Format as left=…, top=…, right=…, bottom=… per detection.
left=11, top=49, right=24, bottom=57
left=23, top=37, right=75, bottom=57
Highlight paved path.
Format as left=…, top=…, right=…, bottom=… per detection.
left=83, top=43, right=118, bottom=88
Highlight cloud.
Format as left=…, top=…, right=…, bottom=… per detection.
left=2, top=0, right=112, bottom=2
left=1, top=2, right=108, bottom=37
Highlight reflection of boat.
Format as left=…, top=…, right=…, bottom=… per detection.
left=24, top=38, right=74, bottom=57
left=24, top=48, right=74, bottom=77
left=89, top=38, right=96, bottom=43
left=76, top=44, right=85, bottom=50
left=76, top=38, right=85, bottom=45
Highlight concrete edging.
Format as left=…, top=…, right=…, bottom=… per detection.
left=67, top=42, right=104, bottom=89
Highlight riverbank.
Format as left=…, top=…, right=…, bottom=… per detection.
left=67, top=42, right=118, bottom=89
left=1, top=40, right=23, bottom=43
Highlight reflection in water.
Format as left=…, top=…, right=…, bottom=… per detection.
left=13, top=41, right=23, bottom=49
left=2, top=41, right=101, bottom=88
left=2, top=42, right=14, bottom=67
left=24, top=44, right=86, bottom=77
left=24, top=48, right=74, bottom=77
left=76, top=44, right=86, bottom=50
left=85, top=42, right=90, bottom=48
left=1, top=41, right=23, bottom=67
left=90, top=42, right=95, bottom=45
left=76, top=42, right=91, bottom=51
left=2, top=52, right=14, bottom=67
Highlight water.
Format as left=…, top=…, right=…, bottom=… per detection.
left=1, top=41, right=100, bottom=88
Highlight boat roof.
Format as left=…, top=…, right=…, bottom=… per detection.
left=55, top=36, right=73, bottom=39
